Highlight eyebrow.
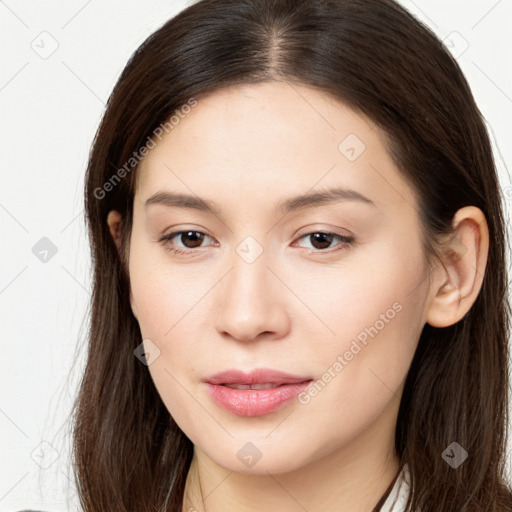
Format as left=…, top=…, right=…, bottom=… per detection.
left=144, top=186, right=376, bottom=216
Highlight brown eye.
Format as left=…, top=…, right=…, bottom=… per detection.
left=294, top=232, right=355, bottom=253
left=309, top=233, right=334, bottom=250
left=159, top=230, right=214, bottom=255
left=176, top=231, right=205, bottom=248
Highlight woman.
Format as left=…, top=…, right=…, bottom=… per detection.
left=73, top=0, right=512, bottom=510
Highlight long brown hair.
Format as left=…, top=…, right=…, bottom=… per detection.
left=73, top=0, right=512, bottom=510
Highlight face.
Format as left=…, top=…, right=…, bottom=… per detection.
left=126, top=81, right=433, bottom=474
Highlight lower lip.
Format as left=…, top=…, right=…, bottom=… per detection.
left=205, top=381, right=312, bottom=417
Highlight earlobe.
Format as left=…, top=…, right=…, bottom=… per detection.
left=107, top=210, right=123, bottom=251
left=426, top=206, right=489, bottom=328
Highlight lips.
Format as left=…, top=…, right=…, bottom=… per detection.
left=203, top=368, right=313, bottom=417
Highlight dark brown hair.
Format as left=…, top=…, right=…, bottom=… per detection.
left=73, top=0, right=512, bottom=510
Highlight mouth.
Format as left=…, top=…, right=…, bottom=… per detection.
left=222, top=383, right=284, bottom=390
left=203, top=368, right=313, bottom=417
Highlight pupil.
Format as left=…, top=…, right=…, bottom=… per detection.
left=182, top=231, right=203, bottom=248
left=311, top=233, right=332, bottom=249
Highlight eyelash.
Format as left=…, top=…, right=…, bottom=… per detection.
left=158, top=230, right=355, bottom=256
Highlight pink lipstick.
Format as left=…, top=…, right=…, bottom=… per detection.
left=203, top=368, right=313, bottom=417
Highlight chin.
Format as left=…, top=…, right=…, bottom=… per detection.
left=196, top=435, right=325, bottom=476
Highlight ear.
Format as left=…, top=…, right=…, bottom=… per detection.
left=107, top=210, right=123, bottom=251
left=106, top=210, right=138, bottom=320
left=426, top=206, right=489, bottom=328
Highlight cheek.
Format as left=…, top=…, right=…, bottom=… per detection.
left=128, top=239, right=207, bottom=340
left=128, top=250, right=207, bottom=434
left=314, top=234, right=426, bottom=350
left=301, top=241, right=426, bottom=412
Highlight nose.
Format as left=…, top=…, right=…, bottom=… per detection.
left=214, top=250, right=291, bottom=343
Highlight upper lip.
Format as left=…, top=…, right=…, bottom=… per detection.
left=203, top=368, right=313, bottom=386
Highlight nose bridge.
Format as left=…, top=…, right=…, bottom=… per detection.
left=214, top=236, right=289, bottom=342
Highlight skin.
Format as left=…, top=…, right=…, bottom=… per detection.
left=107, top=81, right=489, bottom=512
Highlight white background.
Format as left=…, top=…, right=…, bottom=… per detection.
left=1, top=1, right=511, bottom=510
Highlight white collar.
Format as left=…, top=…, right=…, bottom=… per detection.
left=379, top=463, right=411, bottom=512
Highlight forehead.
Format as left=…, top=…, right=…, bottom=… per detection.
left=135, top=81, right=419, bottom=219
